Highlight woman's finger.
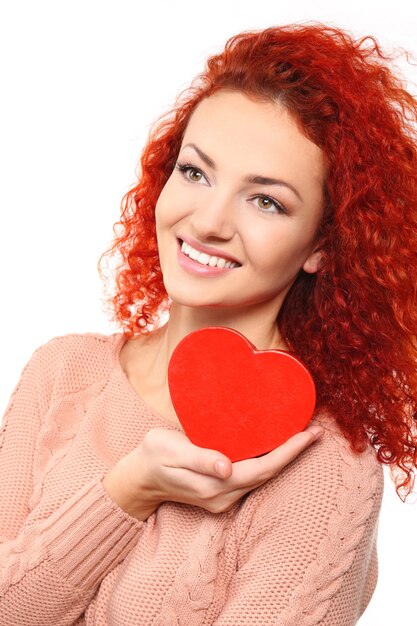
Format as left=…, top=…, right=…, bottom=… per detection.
left=146, top=428, right=233, bottom=478
left=230, top=426, right=324, bottom=486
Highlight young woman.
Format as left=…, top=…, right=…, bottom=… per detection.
left=1, top=22, right=416, bottom=626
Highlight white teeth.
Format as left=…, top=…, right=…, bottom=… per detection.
left=197, top=252, right=211, bottom=265
left=188, top=247, right=200, bottom=261
left=180, top=240, right=239, bottom=269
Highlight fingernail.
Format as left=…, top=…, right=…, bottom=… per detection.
left=307, top=426, right=324, bottom=439
left=215, top=460, right=227, bottom=476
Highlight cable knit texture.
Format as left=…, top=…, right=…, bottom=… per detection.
left=0, top=332, right=384, bottom=625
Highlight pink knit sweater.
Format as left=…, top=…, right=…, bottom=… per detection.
left=0, top=332, right=383, bottom=625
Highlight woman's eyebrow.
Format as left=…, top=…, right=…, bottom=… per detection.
left=180, top=142, right=303, bottom=202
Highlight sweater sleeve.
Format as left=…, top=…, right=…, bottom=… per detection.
left=213, top=418, right=384, bottom=626
left=0, top=339, right=144, bottom=626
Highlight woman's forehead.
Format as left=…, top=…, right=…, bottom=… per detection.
left=181, top=90, right=327, bottom=195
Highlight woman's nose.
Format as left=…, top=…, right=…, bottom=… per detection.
left=191, top=192, right=236, bottom=240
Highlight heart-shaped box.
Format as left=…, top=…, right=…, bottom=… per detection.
left=168, top=326, right=316, bottom=462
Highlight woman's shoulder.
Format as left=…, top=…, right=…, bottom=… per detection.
left=26, top=331, right=124, bottom=398
left=298, top=410, right=384, bottom=492
left=310, top=411, right=383, bottom=479
left=33, top=330, right=122, bottom=361
left=237, top=410, right=384, bottom=535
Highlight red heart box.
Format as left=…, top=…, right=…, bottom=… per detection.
left=168, top=326, right=316, bottom=462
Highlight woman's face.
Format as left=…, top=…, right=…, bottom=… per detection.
left=155, top=90, right=327, bottom=316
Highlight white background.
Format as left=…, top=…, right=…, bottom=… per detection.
left=1, top=1, right=416, bottom=623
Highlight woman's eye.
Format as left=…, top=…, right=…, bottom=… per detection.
left=188, top=168, right=203, bottom=182
left=253, top=195, right=287, bottom=215
left=175, top=163, right=205, bottom=183
left=175, top=162, right=287, bottom=215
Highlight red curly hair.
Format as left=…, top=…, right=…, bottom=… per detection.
left=98, top=22, right=417, bottom=501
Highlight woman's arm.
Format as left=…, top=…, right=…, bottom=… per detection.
left=0, top=340, right=144, bottom=626
left=212, top=419, right=384, bottom=626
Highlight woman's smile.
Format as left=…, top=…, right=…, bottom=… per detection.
left=176, top=236, right=241, bottom=276
left=177, top=245, right=238, bottom=276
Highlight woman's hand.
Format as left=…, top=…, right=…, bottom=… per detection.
left=102, top=425, right=324, bottom=520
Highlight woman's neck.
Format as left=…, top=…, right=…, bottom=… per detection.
left=147, top=303, right=289, bottom=395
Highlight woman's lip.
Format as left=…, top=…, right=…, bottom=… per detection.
left=178, top=235, right=241, bottom=265
left=176, top=240, right=239, bottom=276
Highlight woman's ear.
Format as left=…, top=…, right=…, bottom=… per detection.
left=303, top=247, right=323, bottom=274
